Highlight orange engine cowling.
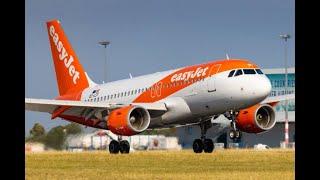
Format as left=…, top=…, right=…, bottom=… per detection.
left=107, top=105, right=151, bottom=136
left=236, top=104, right=276, bottom=133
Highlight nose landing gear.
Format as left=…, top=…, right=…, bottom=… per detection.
left=109, top=136, right=130, bottom=154
left=192, top=120, right=215, bottom=153
left=225, top=110, right=242, bottom=141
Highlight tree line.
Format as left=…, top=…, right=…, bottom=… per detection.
left=25, top=122, right=83, bottom=150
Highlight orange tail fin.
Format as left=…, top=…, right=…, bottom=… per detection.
left=46, top=19, right=90, bottom=95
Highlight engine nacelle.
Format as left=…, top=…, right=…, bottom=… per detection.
left=236, top=104, right=276, bottom=133
left=107, top=105, right=151, bottom=136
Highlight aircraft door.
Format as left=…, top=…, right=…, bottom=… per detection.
left=207, top=64, right=221, bottom=92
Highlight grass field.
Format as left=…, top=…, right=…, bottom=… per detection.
left=26, top=149, right=294, bottom=180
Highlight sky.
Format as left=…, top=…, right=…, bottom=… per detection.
left=25, top=0, right=295, bottom=135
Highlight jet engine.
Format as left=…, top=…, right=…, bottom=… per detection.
left=236, top=104, right=276, bottom=133
left=107, top=105, right=151, bottom=136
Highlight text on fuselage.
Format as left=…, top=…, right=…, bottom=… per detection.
left=171, top=67, right=209, bottom=82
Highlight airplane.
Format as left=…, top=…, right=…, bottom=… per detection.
left=25, top=19, right=294, bottom=154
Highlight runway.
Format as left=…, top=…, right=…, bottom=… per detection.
left=26, top=149, right=294, bottom=179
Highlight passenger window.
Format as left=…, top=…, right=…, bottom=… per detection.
left=228, top=70, right=235, bottom=77
left=243, top=69, right=256, bottom=74
left=234, top=69, right=243, bottom=76
left=121, top=92, right=123, bottom=97
left=255, top=69, right=263, bottom=74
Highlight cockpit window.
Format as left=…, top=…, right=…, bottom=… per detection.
left=243, top=69, right=256, bottom=74
left=228, top=70, right=235, bottom=77
left=234, top=69, right=243, bottom=76
left=255, top=69, right=263, bottom=74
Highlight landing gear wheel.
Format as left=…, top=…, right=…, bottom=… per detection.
left=229, top=130, right=236, bottom=139
left=203, top=139, right=214, bottom=153
left=109, top=140, right=120, bottom=154
left=193, top=139, right=204, bottom=153
left=119, top=140, right=130, bottom=154
left=235, top=131, right=242, bottom=139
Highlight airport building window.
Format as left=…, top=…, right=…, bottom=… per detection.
left=234, top=69, right=243, bottom=76
left=243, top=69, right=256, bottom=74
left=228, top=70, right=235, bottom=77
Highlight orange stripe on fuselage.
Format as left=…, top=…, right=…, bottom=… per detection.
left=133, top=59, right=258, bottom=103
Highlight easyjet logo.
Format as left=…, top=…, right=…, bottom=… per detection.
left=49, top=25, right=80, bottom=84
left=171, top=67, right=209, bottom=82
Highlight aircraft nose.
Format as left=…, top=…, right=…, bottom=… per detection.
left=253, top=76, right=272, bottom=100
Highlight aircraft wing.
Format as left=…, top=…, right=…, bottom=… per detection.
left=261, top=94, right=295, bottom=105
left=25, top=98, right=167, bottom=119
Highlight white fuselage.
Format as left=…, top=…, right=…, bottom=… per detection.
left=80, top=65, right=271, bottom=128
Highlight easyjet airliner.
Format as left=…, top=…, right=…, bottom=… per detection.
left=25, top=20, right=293, bottom=154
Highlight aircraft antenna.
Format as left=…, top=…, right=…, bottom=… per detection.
left=226, top=53, right=230, bottom=60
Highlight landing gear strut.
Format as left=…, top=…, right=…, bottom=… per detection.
left=225, top=110, right=242, bottom=141
left=109, top=136, right=130, bottom=154
left=192, top=120, right=215, bottom=153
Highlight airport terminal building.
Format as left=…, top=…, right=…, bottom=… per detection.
left=176, top=67, right=295, bottom=148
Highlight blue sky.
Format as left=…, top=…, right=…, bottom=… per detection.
left=25, top=0, right=295, bottom=135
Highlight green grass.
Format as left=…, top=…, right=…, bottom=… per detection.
left=26, top=149, right=294, bottom=180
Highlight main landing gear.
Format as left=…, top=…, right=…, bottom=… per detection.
left=109, top=136, right=130, bottom=154
left=225, top=110, right=242, bottom=141
left=193, top=121, right=215, bottom=153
